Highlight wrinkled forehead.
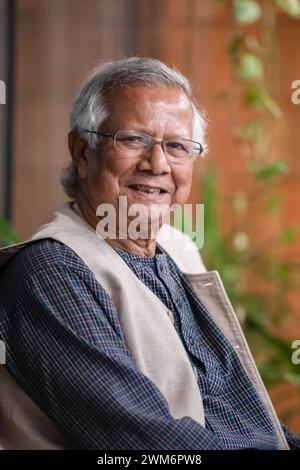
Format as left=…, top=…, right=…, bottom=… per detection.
left=104, top=85, right=193, bottom=135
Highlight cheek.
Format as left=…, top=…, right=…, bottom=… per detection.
left=88, top=158, right=106, bottom=190
left=172, top=165, right=193, bottom=202
left=87, top=154, right=134, bottom=196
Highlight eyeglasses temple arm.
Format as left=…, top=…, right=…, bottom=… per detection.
left=83, top=130, right=113, bottom=138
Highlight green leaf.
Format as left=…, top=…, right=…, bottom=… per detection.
left=252, top=160, right=289, bottom=179
left=266, top=194, right=282, bottom=214
left=228, top=35, right=244, bottom=57
left=0, top=217, right=20, bottom=246
left=244, top=84, right=282, bottom=118
left=276, top=0, right=300, bottom=17
left=244, top=84, right=262, bottom=107
left=200, top=164, right=224, bottom=268
left=280, top=227, right=297, bottom=244
left=284, top=373, right=300, bottom=387
left=234, top=0, right=262, bottom=24
left=239, top=53, right=263, bottom=81
left=268, top=260, right=292, bottom=282
left=242, top=121, right=261, bottom=140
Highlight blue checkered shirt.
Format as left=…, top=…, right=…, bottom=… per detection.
left=0, top=239, right=299, bottom=449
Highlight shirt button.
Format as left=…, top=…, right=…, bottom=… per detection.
left=193, top=366, right=198, bottom=382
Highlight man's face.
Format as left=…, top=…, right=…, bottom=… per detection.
left=79, top=85, right=194, bottom=232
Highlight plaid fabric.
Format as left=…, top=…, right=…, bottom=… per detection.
left=0, top=239, right=298, bottom=450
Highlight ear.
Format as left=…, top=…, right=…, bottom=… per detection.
left=68, top=130, right=89, bottom=179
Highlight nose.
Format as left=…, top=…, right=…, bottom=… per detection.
left=137, top=141, right=171, bottom=175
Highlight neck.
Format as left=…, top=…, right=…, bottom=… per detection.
left=75, top=194, right=157, bottom=257
left=105, top=237, right=157, bottom=257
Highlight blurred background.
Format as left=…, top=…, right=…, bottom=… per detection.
left=0, top=0, right=299, bottom=434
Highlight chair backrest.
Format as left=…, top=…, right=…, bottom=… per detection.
left=0, top=366, right=67, bottom=449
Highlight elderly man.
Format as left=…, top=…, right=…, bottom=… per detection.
left=0, top=57, right=299, bottom=450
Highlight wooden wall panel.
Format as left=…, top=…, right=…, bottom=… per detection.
left=12, top=0, right=129, bottom=236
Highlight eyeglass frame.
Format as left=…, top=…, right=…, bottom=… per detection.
left=83, top=129, right=204, bottom=161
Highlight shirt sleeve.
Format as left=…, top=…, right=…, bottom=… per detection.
left=5, top=261, right=224, bottom=450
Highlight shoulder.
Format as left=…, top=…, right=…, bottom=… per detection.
left=10, top=239, right=86, bottom=274
left=1, top=238, right=118, bottom=323
left=1, top=239, right=93, bottom=294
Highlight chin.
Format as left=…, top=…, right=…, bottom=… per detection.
left=128, top=204, right=171, bottom=240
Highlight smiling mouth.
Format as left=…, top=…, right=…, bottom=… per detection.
left=128, top=184, right=167, bottom=195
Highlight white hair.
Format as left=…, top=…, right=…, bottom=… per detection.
left=61, top=57, right=207, bottom=198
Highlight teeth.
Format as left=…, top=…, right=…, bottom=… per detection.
left=132, top=185, right=161, bottom=194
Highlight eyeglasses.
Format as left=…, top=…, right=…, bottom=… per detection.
left=84, top=129, right=204, bottom=162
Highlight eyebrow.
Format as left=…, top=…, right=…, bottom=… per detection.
left=128, top=128, right=190, bottom=139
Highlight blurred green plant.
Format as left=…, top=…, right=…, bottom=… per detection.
left=202, top=165, right=299, bottom=389
left=205, top=0, right=300, bottom=428
left=0, top=216, right=20, bottom=246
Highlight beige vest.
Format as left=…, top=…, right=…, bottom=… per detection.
left=0, top=203, right=289, bottom=449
